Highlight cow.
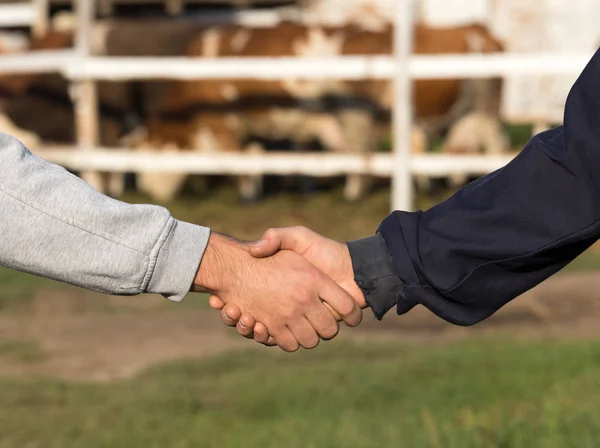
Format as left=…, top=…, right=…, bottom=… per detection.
left=0, top=15, right=213, bottom=197
left=127, top=20, right=508, bottom=203
left=0, top=32, right=44, bottom=148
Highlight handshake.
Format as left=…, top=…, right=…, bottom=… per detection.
left=193, top=227, right=366, bottom=352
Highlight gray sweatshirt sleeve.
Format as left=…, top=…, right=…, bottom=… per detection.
left=0, top=132, right=210, bottom=301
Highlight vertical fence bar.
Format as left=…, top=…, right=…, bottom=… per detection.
left=392, top=0, right=415, bottom=212
left=32, top=0, right=49, bottom=37
left=73, top=0, right=103, bottom=191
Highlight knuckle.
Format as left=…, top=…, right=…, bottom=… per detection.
left=296, top=225, right=310, bottom=236
left=302, top=335, right=320, bottom=350
left=253, top=327, right=269, bottom=343
left=281, top=341, right=299, bottom=352
left=263, top=228, right=279, bottom=240
left=320, top=322, right=339, bottom=340
left=337, top=298, right=357, bottom=317
left=281, top=307, right=297, bottom=320
left=303, top=270, right=321, bottom=288
left=296, top=291, right=314, bottom=306
left=237, top=323, right=251, bottom=337
left=254, top=332, right=268, bottom=343
left=345, top=308, right=363, bottom=327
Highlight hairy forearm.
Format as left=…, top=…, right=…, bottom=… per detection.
left=193, top=232, right=253, bottom=294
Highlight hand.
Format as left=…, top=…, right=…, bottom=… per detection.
left=195, top=232, right=362, bottom=351
left=208, top=227, right=366, bottom=346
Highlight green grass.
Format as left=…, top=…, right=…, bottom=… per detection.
left=0, top=268, right=61, bottom=311
left=564, top=250, right=600, bottom=272
left=1, top=339, right=600, bottom=447
left=0, top=339, right=45, bottom=363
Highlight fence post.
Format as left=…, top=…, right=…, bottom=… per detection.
left=32, top=0, right=49, bottom=37
left=391, top=0, right=415, bottom=212
left=73, top=0, right=103, bottom=192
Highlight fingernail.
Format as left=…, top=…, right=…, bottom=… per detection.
left=254, top=240, right=266, bottom=246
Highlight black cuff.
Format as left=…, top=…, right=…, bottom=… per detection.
left=347, top=234, right=404, bottom=320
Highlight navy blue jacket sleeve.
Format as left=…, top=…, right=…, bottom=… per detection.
left=361, top=48, right=600, bottom=326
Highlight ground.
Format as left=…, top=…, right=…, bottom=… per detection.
left=1, top=269, right=600, bottom=382
left=1, top=185, right=600, bottom=446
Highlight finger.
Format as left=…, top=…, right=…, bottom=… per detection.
left=251, top=226, right=315, bottom=258
left=221, top=303, right=241, bottom=327
left=305, top=304, right=339, bottom=341
left=208, top=295, right=225, bottom=310
left=273, top=327, right=300, bottom=352
left=323, top=301, right=342, bottom=321
left=287, top=318, right=320, bottom=350
left=237, top=314, right=256, bottom=339
left=317, top=274, right=363, bottom=327
left=253, top=322, right=276, bottom=346
left=250, top=234, right=282, bottom=258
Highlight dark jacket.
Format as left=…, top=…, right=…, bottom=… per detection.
left=348, top=48, right=600, bottom=325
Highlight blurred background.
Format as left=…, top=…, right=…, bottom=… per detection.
left=1, top=1, right=600, bottom=446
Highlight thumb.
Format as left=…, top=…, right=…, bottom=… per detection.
left=250, top=227, right=314, bottom=258
left=251, top=234, right=283, bottom=258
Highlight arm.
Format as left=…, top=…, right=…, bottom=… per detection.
left=0, top=132, right=208, bottom=301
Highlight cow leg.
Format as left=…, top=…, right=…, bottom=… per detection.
left=295, top=140, right=318, bottom=196
left=441, top=112, right=481, bottom=189
left=336, top=109, right=376, bottom=202
left=86, top=172, right=125, bottom=198
left=442, top=112, right=509, bottom=189
left=237, top=142, right=264, bottom=204
left=479, top=114, right=509, bottom=156
left=106, top=172, right=126, bottom=197
left=410, top=124, right=432, bottom=193
left=80, top=171, right=107, bottom=193
left=137, top=171, right=188, bottom=202
left=136, top=143, right=188, bottom=202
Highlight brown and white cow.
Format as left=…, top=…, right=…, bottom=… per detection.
left=0, top=32, right=46, bottom=148
left=0, top=16, right=214, bottom=197
left=127, top=21, right=508, bottom=202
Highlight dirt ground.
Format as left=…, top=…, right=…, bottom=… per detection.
left=1, top=271, right=600, bottom=382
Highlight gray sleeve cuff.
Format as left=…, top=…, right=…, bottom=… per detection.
left=146, top=219, right=211, bottom=302
left=347, top=233, right=404, bottom=320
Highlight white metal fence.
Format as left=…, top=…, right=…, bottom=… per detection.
left=0, top=0, right=48, bottom=35
left=0, top=0, right=594, bottom=210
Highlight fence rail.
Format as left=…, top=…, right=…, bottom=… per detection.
left=0, top=52, right=591, bottom=79
left=0, top=3, right=37, bottom=27
left=33, top=148, right=514, bottom=177
left=63, top=53, right=592, bottom=81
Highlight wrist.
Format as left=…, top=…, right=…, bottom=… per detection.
left=193, top=232, right=249, bottom=293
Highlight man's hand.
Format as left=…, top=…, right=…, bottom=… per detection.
left=208, top=227, right=366, bottom=346
left=195, top=232, right=362, bottom=351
